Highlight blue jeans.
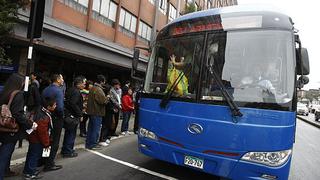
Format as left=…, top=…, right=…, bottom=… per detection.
left=85, top=116, right=102, bottom=149
left=121, top=112, right=132, bottom=132
left=0, top=142, right=16, bottom=180
left=61, top=125, right=78, bottom=155
left=23, top=143, right=43, bottom=175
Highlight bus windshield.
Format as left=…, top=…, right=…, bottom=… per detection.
left=145, top=30, right=295, bottom=106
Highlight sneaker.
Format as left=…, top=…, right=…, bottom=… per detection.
left=86, top=144, right=102, bottom=150
left=98, top=142, right=109, bottom=147
left=121, top=132, right=126, bottom=135
left=106, top=139, right=111, bottom=144
left=24, top=174, right=43, bottom=179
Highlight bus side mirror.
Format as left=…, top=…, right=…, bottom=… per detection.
left=297, top=76, right=309, bottom=89
left=297, top=48, right=310, bottom=75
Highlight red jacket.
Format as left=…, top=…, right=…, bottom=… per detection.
left=121, top=95, right=134, bottom=112
left=28, top=108, right=51, bottom=147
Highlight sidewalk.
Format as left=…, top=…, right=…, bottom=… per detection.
left=297, top=114, right=320, bottom=129
left=10, top=115, right=136, bottom=166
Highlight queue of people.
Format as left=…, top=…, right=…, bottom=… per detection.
left=0, top=73, right=138, bottom=180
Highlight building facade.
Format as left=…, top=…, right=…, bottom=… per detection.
left=1, top=0, right=237, bottom=87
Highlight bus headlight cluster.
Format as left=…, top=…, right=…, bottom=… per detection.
left=139, top=127, right=157, bottom=140
left=241, top=149, right=292, bottom=167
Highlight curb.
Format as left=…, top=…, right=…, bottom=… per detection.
left=10, top=133, right=136, bottom=166
left=297, top=116, right=320, bottom=129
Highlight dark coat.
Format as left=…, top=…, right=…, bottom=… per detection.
left=26, top=82, right=41, bottom=112
left=0, top=91, right=33, bottom=144
left=64, top=87, right=83, bottom=118
left=87, top=83, right=108, bottom=117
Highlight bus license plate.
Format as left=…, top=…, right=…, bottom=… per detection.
left=184, top=155, right=204, bottom=169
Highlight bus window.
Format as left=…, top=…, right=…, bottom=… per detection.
left=201, top=30, right=294, bottom=104
left=146, top=35, right=204, bottom=99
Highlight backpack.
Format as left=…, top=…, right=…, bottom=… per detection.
left=0, top=90, right=20, bottom=133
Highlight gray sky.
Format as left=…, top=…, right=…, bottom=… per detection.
left=238, top=0, right=319, bottom=90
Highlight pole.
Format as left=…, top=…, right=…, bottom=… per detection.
left=24, top=0, right=38, bottom=93
left=151, top=0, right=160, bottom=44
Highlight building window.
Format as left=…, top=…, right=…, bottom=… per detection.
left=59, top=0, right=88, bottom=14
left=168, top=4, right=177, bottom=22
left=159, top=0, right=167, bottom=14
left=92, top=0, right=118, bottom=27
left=138, top=21, right=152, bottom=42
left=119, top=8, right=137, bottom=37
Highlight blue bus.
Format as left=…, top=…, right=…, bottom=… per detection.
left=132, top=6, right=310, bottom=180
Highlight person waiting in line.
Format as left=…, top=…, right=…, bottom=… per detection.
left=99, top=83, right=112, bottom=147
left=0, top=73, right=37, bottom=180
left=108, top=79, right=122, bottom=137
left=122, top=80, right=130, bottom=96
left=41, top=74, right=65, bottom=172
left=23, top=97, right=56, bottom=180
left=121, top=88, right=134, bottom=135
left=79, top=80, right=93, bottom=137
left=85, top=75, right=109, bottom=150
left=61, top=77, right=85, bottom=158
left=26, top=72, right=41, bottom=114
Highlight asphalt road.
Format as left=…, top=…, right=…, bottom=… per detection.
left=7, top=118, right=320, bottom=180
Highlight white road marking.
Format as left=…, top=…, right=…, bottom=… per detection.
left=87, top=149, right=178, bottom=180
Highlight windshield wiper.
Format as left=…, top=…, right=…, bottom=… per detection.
left=207, top=65, right=243, bottom=118
left=160, top=64, right=192, bottom=108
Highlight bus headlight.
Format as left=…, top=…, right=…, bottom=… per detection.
left=139, top=127, right=157, bottom=140
left=241, top=149, right=292, bottom=167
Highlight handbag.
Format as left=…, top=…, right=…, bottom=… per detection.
left=64, top=115, right=79, bottom=129
left=0, top=90, right=20, bottom=133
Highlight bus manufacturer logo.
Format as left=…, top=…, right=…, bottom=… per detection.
left=188, top=123, right=203, bottom=134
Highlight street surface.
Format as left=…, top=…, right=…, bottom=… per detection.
left=6, top=118, right=320, bottom=180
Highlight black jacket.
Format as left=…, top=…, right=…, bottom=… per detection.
left=26, top=82, right=41, bottom=112
left=64, top=87, right=83, bottom=118
left=0, top=91, right=33, bottom=144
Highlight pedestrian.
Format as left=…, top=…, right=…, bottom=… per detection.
left=85, top=75, right=109, bottom=150
left=23, top=97, right=56, bottom=179
left=61, top=77, right=85, bottom=158
left=0, top=73, right=37, bottom=180
left=26, top=72, right=41, bottom=113
left=41, top=74, right=64, bottom=172
left=133, top=84, right=143, bottom=134
left=99, top=83, right=112, bottom=147
left=79, top=80, right=93, bottom=137
left=122, top=80, right=130, bottom=96
left=109, top=79, right=122, bottom=137
left=121, top=88, right=134, bottom=135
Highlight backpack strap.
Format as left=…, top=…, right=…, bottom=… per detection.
left=7, top=90, right=21, bottom=108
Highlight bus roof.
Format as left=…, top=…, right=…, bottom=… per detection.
left=158, top=5, right=294, bottom=39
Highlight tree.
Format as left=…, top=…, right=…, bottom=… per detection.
left=183, top=2, right=201, bottom=15
left=0, top=0, right=29, bottom=65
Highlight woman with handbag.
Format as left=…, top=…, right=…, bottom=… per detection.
left=0, top=73, right=37, bottom=180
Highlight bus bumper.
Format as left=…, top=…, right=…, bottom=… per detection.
left=138, top=137, right=292, bottom=180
